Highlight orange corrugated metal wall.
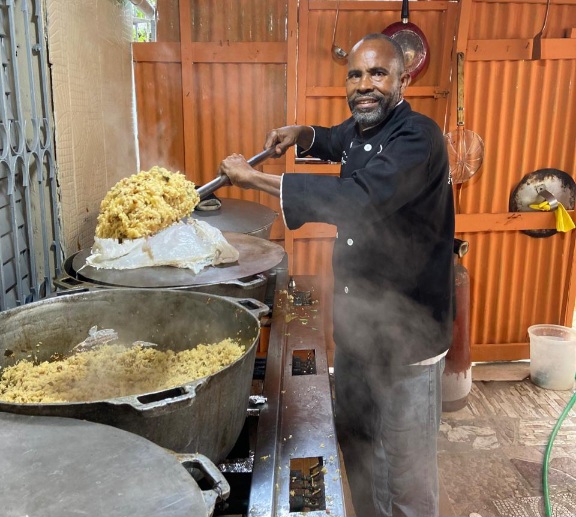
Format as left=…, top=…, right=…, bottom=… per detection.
left=133, top=0, right=576, bottom=362
left=458, top=0, right=576, bottom=360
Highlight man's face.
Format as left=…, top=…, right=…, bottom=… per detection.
left=346, top=40, right=410, bottom=128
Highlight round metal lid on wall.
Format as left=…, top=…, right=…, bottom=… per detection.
left=191, top=198, right=278, bottom=238
left=509, top=168, right=576, bottom=238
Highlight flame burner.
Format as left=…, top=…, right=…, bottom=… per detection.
left=212, top=269, right=346, bottom=517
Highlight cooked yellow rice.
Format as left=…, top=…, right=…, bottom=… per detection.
left=0, top=340, right=244, bottom=403
left=95, top=166, right=200, bottom=240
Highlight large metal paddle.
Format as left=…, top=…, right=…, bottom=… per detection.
left=196, top=147, right=277, bottom=200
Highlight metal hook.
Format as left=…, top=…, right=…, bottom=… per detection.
left=532, top=0, right=551, bottom=59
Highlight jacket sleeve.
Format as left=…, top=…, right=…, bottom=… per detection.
left=296, top=125, right=345, bottom=163
left=283, top=119, right=444, bottom=230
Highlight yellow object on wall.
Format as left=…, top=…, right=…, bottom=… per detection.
left=529, top=201, right=575, bottom=233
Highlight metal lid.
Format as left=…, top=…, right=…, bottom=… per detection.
left=0, top=413, right=213, bottom=517
left=71, top=232, right=285, bottom=288
left=191, top=198, right=278, bottom=235
left=509, top=168, right=576, bottom=238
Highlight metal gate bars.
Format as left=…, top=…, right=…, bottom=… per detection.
left=0, top=0, right=61, bottom=310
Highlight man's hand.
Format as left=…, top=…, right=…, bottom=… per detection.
left=264, top=125, right=314, bottom=156
left=218, top=153, right=256, bottom=189
left=217, top=153, right=282, bottom=198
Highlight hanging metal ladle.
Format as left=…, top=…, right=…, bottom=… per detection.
left=331, top=2, right=348, bottom=62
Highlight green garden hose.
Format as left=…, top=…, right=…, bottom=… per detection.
left=542, top=377, right=576, bottom=516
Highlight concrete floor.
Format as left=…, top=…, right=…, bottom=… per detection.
left=438, top=363, right=576, bottom=517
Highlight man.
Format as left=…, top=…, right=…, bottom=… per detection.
left=219, top=33, right=454, bottom=517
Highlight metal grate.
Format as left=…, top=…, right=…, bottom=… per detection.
left=0, top=0, right=62, bottom=311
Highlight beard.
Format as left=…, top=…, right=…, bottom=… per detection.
left=348, top=89, right=402, bottom=128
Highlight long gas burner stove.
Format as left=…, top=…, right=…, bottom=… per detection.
left=215, top=266, right=346, bottom=517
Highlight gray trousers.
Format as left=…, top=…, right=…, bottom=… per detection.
left=334, top=351, right=444, bottom=517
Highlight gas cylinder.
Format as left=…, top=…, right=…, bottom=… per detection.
left=442, top=239, right=471, bottom=412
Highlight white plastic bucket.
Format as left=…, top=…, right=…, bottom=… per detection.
left=528, top=324, right=576, bottom=390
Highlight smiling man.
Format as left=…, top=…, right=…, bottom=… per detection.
left=346, top=38, right=406, bottom=128
left=219, top=34, right=455, bottom=517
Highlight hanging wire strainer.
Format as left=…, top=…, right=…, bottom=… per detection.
left=444, top=52, right=485, bottom=185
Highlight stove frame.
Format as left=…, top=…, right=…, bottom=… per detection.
left=240, top=268, right=346, bottom=517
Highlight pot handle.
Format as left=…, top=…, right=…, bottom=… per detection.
left=176, top=452, right=231, bottom=513
left=53, top=273, right=90, bottom=291
left=53, top=278, right=103, bottom=293
left=222, top=273, right=267, bottom=289
left=119, top=380, right=205, bottom=416
left=223, top=296, right=270, bottom=319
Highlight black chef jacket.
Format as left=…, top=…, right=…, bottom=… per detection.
left=281, top=101, right=455, bottom=366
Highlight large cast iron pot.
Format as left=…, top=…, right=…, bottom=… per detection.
left=0, top=289, right=264, bottom=463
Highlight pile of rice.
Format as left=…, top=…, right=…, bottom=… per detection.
left=0, top=340, right=244, bottom=404
left=96, top=166, right=200, bottom=240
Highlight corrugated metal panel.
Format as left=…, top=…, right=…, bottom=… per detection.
left=134, top=0, right=289, bottom=239
left=186, top=62, right=287, bottom=184
left=455, top=0, right=576, bottom=358
left=134, top=62, right=185, bottom=172
left=462, top=231, right=573, bottom=345
left=469, top=1, right=575, bottom=39
left=306, top=7, right=449, bottom=88
left=177, top=0, right=289, bottom=213
left=187, top=0, right=288, bottom=42
left=459, top=60, right=576, bottom=215
left=304, top=97, right=350, bottom=128
left=156, top=0, right=181, bottom=41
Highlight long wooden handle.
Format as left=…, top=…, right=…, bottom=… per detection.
left=456, top=52, right=465, bottom=127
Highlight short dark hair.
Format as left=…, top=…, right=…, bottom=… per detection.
left=352, top=33, right=406, bottom=73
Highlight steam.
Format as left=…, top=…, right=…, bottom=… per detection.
left=334, top=286, right=447, bottom=367
left=332, top=284, right=446, bottom=515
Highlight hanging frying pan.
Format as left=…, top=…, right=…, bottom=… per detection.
left=382, top=0, right=430, bottom=80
